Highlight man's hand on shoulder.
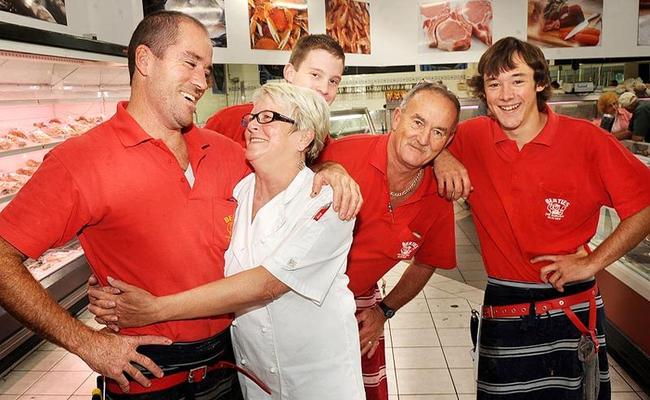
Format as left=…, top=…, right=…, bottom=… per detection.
left=433, top=150, right=472, bottom=200
left=312, top=161, right=362, bottom=221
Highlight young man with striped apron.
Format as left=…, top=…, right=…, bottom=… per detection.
left=435, top=37, right=650, bottom=399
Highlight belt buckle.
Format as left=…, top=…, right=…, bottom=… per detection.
left=188, top=365, right=208, bottom=383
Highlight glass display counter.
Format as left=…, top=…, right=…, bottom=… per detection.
left=329, top=108, right=377, bottom=138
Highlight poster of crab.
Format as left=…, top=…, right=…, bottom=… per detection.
left=325, top=0, right=371, bottom=55
left=639, top=0, right=650, bottom=46
left=0, top=0, right=67, bottom=25
left=248, top=0, right=309, bottom=51
left=143, top=0, right=227, bottom=47
left=527, top=0, right=603, bottom=47
left=418, top=1, right=492, bottom=53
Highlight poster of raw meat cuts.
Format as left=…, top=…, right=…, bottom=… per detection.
left=0, top=0, right=67, bottom=25
left=248, top=0, right=309, bottom=51
left=527, top=0, right=603, bottom=47
left=639, top=0, right=650, bottom=46
left=326, top=0, right=371, bottom=54
left=419, top=1, right=492, bottom=53
left=143, top=0, right=227, bottom=48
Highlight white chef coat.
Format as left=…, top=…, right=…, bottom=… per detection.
left=225, top=168, right=364, bottom=400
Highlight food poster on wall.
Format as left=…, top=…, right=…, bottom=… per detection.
left=326, top=0, right=371, bottom=55
left=527, top=0, right=603, bottom=47
left=248, top=0, right=308, bottom=51
left=143, top=0, right=227, bottom=47
left=639, top=0, right=650, bottom=45
left=0, top=0, right=67, bottom=25
left=419, top=1, right=492, bottom=53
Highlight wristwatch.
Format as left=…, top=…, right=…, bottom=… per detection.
left=377, top=301, right=396, bottom=319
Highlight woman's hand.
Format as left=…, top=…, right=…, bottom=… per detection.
left=88, top=277, right=163, bottom=328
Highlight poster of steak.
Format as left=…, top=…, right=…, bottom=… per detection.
left=419, top=0, right=492, bottom=53
left=326, top=0, right=371, bottom=54
left=639, top=0, right=650, bottom=46
left=143, top=0, right=227, bottom=48
left=0, top=0, right=67, bottom=25
left=248, top=0, right=309, bottom=51
left=527, top=0, right=603, bottom=47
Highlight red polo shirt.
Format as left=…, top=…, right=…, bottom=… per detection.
left=204, top=103, right=253, bottom=148
left=449, top=107, right=650, bottom=282
left=320, top=134, right=457, bottom=296
left=0, top=102, right=249, bottom=341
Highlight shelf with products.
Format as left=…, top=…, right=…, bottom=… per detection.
left=0, top=48, right=129, bottom=372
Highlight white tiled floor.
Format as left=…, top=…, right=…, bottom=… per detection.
left=0, top=209, right=647, bottom=399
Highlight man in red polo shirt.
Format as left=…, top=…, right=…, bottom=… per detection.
left=319, top=81, right=459, bottom=400
left=203, top=34, right=344, bottom=147
left=0, top=11, right=359, bottom=400
left=436, top=37, right=650, bottom=400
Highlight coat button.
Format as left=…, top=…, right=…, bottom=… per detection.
left=241, top=358, right=247, bottom=365
left=232, top=320, right=238, bottom=327
left=262, top=327, right=269, bottom=333
left=269, top=366, right=277, bottom=374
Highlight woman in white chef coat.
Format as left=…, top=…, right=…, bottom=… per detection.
left=88, top=82, right=364, bottom=400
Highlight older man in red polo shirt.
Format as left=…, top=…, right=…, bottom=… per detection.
left=435, top=37, right=650, bottom=400
left=0, top=11, right=359, bottom=400
left=319, top=81, right=459, bottom=400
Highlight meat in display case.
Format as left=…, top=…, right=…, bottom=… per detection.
left=0, top=49, right=129, bottom=372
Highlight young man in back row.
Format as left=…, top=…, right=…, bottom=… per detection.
left=204, top=34, right=344, bottom=147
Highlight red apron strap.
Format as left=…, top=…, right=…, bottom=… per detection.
left=214, top=361, right=272, bottom=395
left=562, top=291, right=599, bottom=352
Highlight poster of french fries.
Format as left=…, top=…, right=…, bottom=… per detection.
left=248, top=0, right=308, bottom=51
left=325, top=0, right=371, bottom=55
left=639, top=0, right=650, bottom=46
left=418, top=1, right=493, bottom=53
left=527, top=0, right=603, bottom=47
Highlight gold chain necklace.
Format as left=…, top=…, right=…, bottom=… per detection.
left=390, top=169, right=423, bottom=198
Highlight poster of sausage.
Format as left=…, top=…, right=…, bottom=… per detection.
left=326, top=0, right=371, bottom=54
left=248, top=0, right=309, bottom=51
left=419, top=1, right=493, bottom=53
left=143, top=0, right=227, bottom=47
left=639, top=0, right=650, bottom=46
left=527, top=0, right=603, bottom=47
left=0, top=0, right=67, bottom=25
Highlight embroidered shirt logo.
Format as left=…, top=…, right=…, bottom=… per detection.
left=545, top=198, right=570, bottom=221
left=397, top=241, right=419, bottom=259
left=224, top=215, right=234, bottom=239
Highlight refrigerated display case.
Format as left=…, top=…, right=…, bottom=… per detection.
left=329, top=108, right=377, bottom=138
left=0, top=49, right=129, bottom=373
left=593, top=201, right=650, bottom=389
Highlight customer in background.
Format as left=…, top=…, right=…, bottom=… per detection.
left=434, top=36, right=650, bottom=400
left=204, top=34, right=344, bottom=147
left=633, top=81, right=649, bottom=98
left=620, top=92, right=650, bottom=142
left=88, top=82, right=364, bottom=400
left=592, top=91, right=632, bottom=139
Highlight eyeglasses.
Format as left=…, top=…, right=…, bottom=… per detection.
left=241, top=110, right=296, bottom=128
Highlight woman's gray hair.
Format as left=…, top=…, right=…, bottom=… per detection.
left=252, top=82, right=330, bottom=165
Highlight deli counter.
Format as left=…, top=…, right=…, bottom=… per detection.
left=0, top=48, right=129, bottom=373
